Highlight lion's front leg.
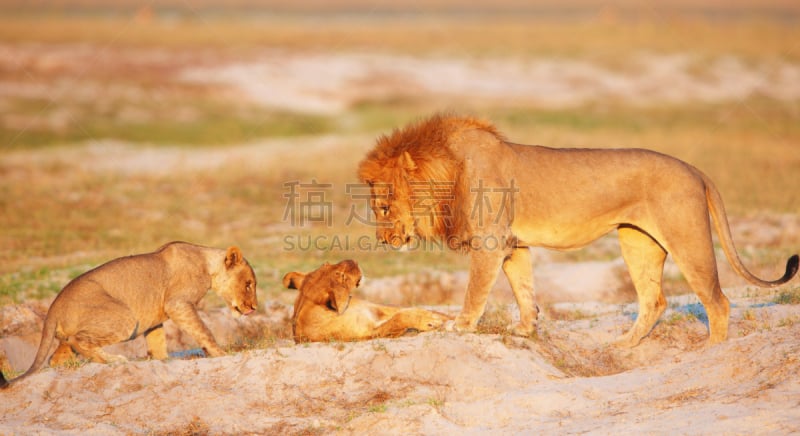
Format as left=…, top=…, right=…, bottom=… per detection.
left=164, top=300, right=226, bottom=358
left=453, top=249, right=506, bottom=332
left=502, top=247, right=538, bottom=337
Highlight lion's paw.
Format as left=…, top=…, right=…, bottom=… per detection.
left=613, top=332, right=642, bottom=349
left=452, top=316, right=478, bottom=333
left=508, top=322, right=536, bottom=338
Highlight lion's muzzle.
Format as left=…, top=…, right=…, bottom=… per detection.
left=376, top=223, right=414, bottom=248
left=233, top=302, right=257, bottom=316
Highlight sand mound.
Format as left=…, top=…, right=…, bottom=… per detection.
left=1, top=285, right=798, bottom=434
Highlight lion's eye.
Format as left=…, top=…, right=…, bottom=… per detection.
left=380, top=205, right=390, bottom=216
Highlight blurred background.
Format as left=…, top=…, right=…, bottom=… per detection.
left=0, top=0, right=798, bottom=307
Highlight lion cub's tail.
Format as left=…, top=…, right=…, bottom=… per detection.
left=1, top=314, right=59, bottom=390
left=703, top=173, right=799, bottom=287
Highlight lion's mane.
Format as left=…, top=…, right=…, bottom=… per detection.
left=357, top=114, right=504, bottom=243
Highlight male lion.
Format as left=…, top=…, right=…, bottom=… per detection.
left=357, top=114, right=798, bottom=346
left=284, top=260, right=450, bottom=342
left=0, top=242, right=257, bottom=388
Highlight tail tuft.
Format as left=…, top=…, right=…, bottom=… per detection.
left=784, top=254, right=800, bottom=284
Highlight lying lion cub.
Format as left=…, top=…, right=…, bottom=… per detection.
left=0, top=241, right=258, bottom=388
left=284, top=260, right=450, bottom=342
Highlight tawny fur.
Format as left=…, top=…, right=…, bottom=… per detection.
left=285, top=260, right=451, bottom=343
left=357, top=113, right=799, bottom=346
left=0, top=242, right=258, bottom=389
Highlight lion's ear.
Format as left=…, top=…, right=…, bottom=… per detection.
left=224, top=246, right=243, bottom=269
left=283, top=272, right=306, bottom=289
left=401, top=151, right=417, bottom=172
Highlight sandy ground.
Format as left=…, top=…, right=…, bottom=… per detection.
left=180, top=51, right=800, bottom=113
left=2, top=44, right=799, bottom=117
left=1, top=261, right=798, bottom=435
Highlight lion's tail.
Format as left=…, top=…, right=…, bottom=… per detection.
left=1, top=314, right=59, bottom=390
left=702, top=172, right=799, bottom=287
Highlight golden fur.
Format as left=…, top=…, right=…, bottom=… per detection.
left=0, top=242, right=257, bottom=388
left=358, top=113, right=798, bottom=346
left=285, top=260, right=450, bottom=342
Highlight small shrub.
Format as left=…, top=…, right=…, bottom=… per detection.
left=777, top=317, right=797, bottom=328
left=427, top=398, right=444, bottom=408
left=367, top=404, right=387, bottom=413
left=773, top=288, right=800, bottom=305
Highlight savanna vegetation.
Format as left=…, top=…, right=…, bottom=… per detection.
left=1, top=1, right=798, bottom=308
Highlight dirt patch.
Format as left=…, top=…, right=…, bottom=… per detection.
left=180, top=52, right=800, bottom=113
left=1, top=264, right=798, bottom=434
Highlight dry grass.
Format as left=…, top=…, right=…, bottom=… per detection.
left=0, top=8, right=798, bottom=306
left=476, top=304, right=514, bottom=335
left=1, top=14, right=799, bottom=61
left=152, top=416, right=211, bottom=436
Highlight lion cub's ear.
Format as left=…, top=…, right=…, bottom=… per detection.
left=224, top=246, right=244, bottom=269
left=283, top=272, right=306, bottom=289
left=401, top=151, right=417, bottom=172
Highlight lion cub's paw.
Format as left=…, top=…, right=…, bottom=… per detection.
left=422, top=312, right=450, bottom=330
left=108, top=355, right=129, bottom=365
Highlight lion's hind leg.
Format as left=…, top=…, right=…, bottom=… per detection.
left=616, top=225, right=668, bottom=348
left=66, top=334, right=129, bottom=364
left=658, top=227, right=730, bottom=344
left=65, top=298, right=138, bottom=364
left=372, top=308, right=448, bottom=338
left=648, top=198, right=731, bottom=344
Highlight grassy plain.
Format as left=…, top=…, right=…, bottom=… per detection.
left=1, top=6, right=799, bottom=305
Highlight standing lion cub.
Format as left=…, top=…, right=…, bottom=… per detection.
left=284, top=260, right=450, bottom=342
left=0, top=241, right=258, bottom=388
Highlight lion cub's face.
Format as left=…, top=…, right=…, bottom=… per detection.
left=215, top=246, right=258, bottom=316
left=284, top=260, right=363, bottom=314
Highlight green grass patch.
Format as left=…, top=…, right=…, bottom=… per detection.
left=2, top=96, right=333, bottom=149
left=490, top=98, right=800, bottom=137
left=0, top=265, right=87, bottom=304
